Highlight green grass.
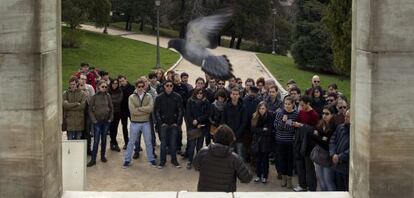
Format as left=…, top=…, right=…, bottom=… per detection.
left=62, top=27, right=180, bottom=87
left=257, top=53, right=351, bottom=100
left=110, top=22, right=179, bottom=38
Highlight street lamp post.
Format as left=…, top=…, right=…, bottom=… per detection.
left=155, top=0, right=161, bottom=69
left=272, top=8, right=277, bottom=55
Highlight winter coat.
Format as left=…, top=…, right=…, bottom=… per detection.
left=174, top=83, right=189, bottom=109
left=312, top=120, right=336, bottom=151
left=186, top=97, right=211, bottom=130
left=110, top=88, right=123, bottom=114
left=293, top=124, right=314, bottom=159
left=266, top=96, right=283, bottom=113
left=193, top=143, right=253, bottom=192
left=222, top=99, right=248, bottom=141
left=329, top=123, right=350, bottom=174
left=120, top=83, right=135, bottom=116
left=63, top=89, right=87, bottom=131
left=154, top=91, right=184, bottom=125
left=243, top=95, right=260, bottom=128
left=251, top=112, right=275, bottom=153
left=88, top=91, right=114, bottom=123
left=311, top=98, right=326, bottom=118
left=129, top=91, right=153, bottom=122
left=210, top=100, right=225, bottom=127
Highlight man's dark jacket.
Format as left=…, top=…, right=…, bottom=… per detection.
left=154, top=91, right=183, bottom=125
left=193, top=143, right=253, bottom=192
left=222, top=99, right=247, bottom=141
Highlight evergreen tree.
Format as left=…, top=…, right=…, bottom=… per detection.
left=291, top=0, right=333, bottom=72
left=323, top=0, right=352, bottom=75
left=90, top=0, right=112, bottom=34
left=62, top=0, right=92, bottom=29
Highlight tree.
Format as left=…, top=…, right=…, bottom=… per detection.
left=291, top=0, right=333, bottom=72
left=90, top=0, right=112, bottom=34
left=322, top=0, right=352, bottom=75
left=62, top=0, right=91, bottom=29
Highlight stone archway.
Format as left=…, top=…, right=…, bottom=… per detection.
left=1, top=0, right=413, bottom=197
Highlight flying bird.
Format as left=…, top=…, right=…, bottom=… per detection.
left=168, top=9, right=234, bottom=80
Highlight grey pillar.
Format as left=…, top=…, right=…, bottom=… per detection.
left=351, top=0, right=414, bottom=197
left=0, top=1, right=62, bottom=197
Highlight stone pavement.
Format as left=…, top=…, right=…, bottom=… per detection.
left=76, top=25, right=295, bottom=192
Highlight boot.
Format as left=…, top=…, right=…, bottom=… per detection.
left=281, top=175, right=287, bottom=187
left=286, top=176, right=293, bottom=189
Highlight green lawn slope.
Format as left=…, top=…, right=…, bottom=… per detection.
left=62, top=27, right=180, bottom=88
left=257, top=53, right=351, bottom=100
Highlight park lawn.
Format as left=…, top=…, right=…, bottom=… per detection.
left=110, top=22, right=180, bottom=38
left=62, top=27, right=180, bottom=88
left=257, top=53, right=351, bottom=100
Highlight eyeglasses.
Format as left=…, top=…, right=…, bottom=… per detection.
left=137, top=85, right=144, bottom=88
left=338, top=106, right=347, bottom=109
left=165, top=84, right=173, bottom=87
left=314, top=81, right=320, bottom=83
left=323, top=112, right=331, bottom=116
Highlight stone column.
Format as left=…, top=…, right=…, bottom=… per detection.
left=351, top=0, right=414, bottom=197
left=0, top=0, right=62, bottom=197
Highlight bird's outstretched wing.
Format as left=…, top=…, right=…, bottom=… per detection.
left=201, top=55, right=234, bottom=80
left=186, top=9, right=233, bottom=49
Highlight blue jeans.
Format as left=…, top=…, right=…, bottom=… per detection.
left=234, top=142, right=245, bottom=161
left=92, top=122, right=110, bottom=161
left=67, top=131, right=82, bottom=140
left=159, top=125, right=178, bottom=163
left=125, top=122, right=154, bottom=162
left=186, top=128, right=207, bottom=163
left=314, top=163, right=336, bottom=191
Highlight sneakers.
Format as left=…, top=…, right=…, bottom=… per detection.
left=101, top=157, right=108, bottom=163
left=254, top=177, right=261, bottom=183
left=87, top=160, right=96, bottom=167
left=172, top=161, right=181, bottom=168
left=122, top=161, right=131, bottom=168
left=158, top=162, right=165, bottom=169
left=261, top=178, right=267, bottom=184
left=133, top=152, right=140, bottom=159
left=150, top=160, right=157, bottom=168
left=293, top=186, right=307, bottom=192
left=186, top=162, right=192, bottom=170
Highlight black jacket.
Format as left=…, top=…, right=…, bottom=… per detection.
left=312, top=121, right=336, bottom=151
left=293, top=124, right=314, bottom=160
left=329, top=123, right=350, bottom=174
left=222, top=99, right=248, bottom=141
left=154, top=91, right=183, bottom=125
left=193, top=143, right=253, bottom=192
left=186, top=97, right=211, bottom=130
left=251, top=112, right=275, bottom=153
left=210, top=100, right=225, bottom=127
left=174, top=83, right=190, bottom=109
left=120, top=83, right=135, bottom=116
left=243, top=95, right=260, bottom=128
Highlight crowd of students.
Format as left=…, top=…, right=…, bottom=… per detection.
left=63, top=62, right=350, bottom=192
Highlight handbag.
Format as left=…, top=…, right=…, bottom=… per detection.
left=310, top=145, right=331, bottom=167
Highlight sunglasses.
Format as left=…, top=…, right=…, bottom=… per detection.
left=338, top=106, right=347, bottom=109
left=100, top=86, right=107, bottom=89
left=165, top=84, right=173, bottom=87
left=218, top=83, right=225, bottom=85
left=137, top=85, right=144, bottom=88
left=314, top=81, right=320, bottom=83
left=323, top=112, right=331, bottom=116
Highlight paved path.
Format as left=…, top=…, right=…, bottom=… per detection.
left=76, top=25, right=294, bottom=192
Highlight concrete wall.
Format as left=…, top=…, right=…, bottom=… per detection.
left=350, top=0, right=414, bottom=197
left=0, top=0, right=62, bottom=197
